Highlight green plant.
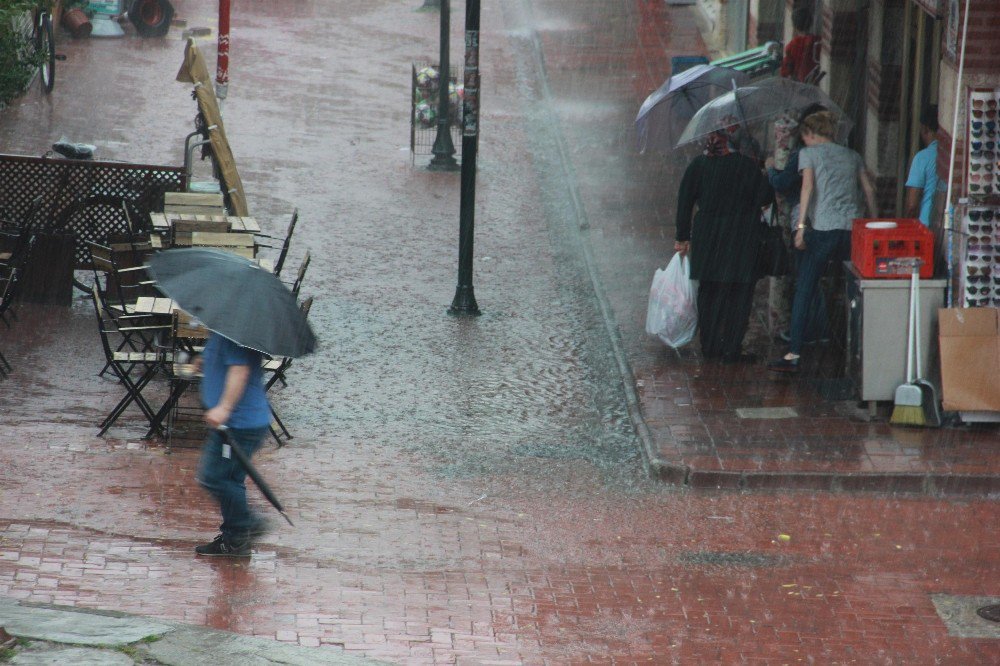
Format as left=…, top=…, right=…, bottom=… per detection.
left=0, top=1, right=46, bottom=106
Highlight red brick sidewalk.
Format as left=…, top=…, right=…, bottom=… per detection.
left=0, top=1, right=997, bottom=664
left=534, top=0, right=1000, bottom=494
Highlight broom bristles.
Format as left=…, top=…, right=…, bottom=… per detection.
left=891, top=404, right=927, bottom=426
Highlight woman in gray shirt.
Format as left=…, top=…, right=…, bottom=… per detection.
left=769, top=111, right=877, bottom=372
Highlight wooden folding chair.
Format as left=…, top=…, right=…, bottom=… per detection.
left=262, top=296, right=313, bottom=445
left=288, top=251, right=311, bottom=297
left=91, top=286, right=172, bottom=436
left=255, top=208, right=298, bottom=276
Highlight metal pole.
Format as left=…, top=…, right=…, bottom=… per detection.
left=429, top=0, right=458, bottom=170
left=448, top=0, right=480, bottom=315
left=216, top=0, right=230, bottom=101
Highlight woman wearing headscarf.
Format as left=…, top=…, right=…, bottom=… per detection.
left=674, top=126, right=774, bottom=363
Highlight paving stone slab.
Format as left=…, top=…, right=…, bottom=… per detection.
left=10, top=646, right=135, bottom=665
left=0, top=599, right=172, bottom=646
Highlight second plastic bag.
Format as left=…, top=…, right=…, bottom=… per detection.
left=645, top=252, right=698, bottom=348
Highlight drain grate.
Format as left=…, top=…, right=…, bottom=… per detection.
left=931, top=594, right=1000, bottom=638
left=735, top=407, right=798, bottom=419
left=977, top=604, right=1000, bottom=623
left=678, top=551, right=787, bottom=568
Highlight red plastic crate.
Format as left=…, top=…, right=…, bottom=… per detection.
left=851, top=218, right=934, bottom=279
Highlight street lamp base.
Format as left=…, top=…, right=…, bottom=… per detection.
left=428, top=156, right=459, bottom=171
left=448, top=286, right=480, bottom=316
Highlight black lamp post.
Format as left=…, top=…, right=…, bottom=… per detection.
left=428, top=0, right=458, bottom=171
left=448, top=0, right=480, bottom=315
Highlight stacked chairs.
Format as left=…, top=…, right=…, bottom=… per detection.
left=0, top=201, right=40, bottom=378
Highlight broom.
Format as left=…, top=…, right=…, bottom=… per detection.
left=890, top=263, right=926, bottom=426
left=911, top=262, right=942, bottom=427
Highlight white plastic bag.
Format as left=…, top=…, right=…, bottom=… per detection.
left=645, top=253, right=698, bottom=348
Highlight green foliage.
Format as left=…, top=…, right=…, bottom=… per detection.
left=0, top=1, right=47, bottom=106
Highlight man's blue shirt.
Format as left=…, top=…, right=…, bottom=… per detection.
left=200, top=333, right=271, bottom=429
left=905, top=140, right=940, bottom=226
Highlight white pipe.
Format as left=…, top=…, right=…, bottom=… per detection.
left=944, top=0, right=971, bottom=308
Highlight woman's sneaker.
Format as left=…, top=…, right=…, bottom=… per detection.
left=195, top=534, right=251, bottom=557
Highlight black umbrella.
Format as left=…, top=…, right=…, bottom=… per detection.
left=219, top=428, right=294, bottom=526
left=146, top=248, right=316, bottom=358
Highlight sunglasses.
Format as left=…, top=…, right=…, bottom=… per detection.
left=968, top=253, right=993, bottom=262
left=970, top=174, right=995, bottom=183
left=971, top=150, right=996, bottom=160
left=968, top=274, right=992, bottom=284
left=970, top=161, right=995, bottom=172
left=972, top=109, right=998, bottom=119
left=972, top=141, right=997, bottom=151
left=967, top=264, right=991, bottom=275
left=969, top=183, right=996, bottom=194
left=972, top=98, right=999, bottom=110
left=969, top=209, right=997, bottom=222
left=969, top=225, right=994, bottom=234
left=966, top=296, right=990, bottom=307
left=971, top=121, right=997, bottom=133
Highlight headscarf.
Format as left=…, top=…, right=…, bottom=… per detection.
left=703, top=115, right=742, bottom=157
left=704, top=131, right=732, bottom=157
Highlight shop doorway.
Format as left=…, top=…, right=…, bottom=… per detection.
left=897, top=2, right=941, bottom=215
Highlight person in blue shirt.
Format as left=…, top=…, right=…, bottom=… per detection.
left=904, top=105, right=940, bottom=227
left=193, top=332, right=272, bottom=557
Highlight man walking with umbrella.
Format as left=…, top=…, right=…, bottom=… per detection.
left=193, top=331, right=272, bottom=557
left=146, top=247, right=317, bottom=558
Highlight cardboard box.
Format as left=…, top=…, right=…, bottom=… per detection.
left=938, top=308, right=1000, bottom=411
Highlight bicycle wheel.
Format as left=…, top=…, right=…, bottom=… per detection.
left=35, top=12, right=55, bottom=94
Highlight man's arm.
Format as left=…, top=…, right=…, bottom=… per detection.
left=204, top=364, right=251, bottom=429
left=904, top=186, right=922, bottom=219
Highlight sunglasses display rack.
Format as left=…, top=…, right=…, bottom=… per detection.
left=961, top=206, right=1000, bottom=308
left=959, top=89, right=1000, bottom=308
left=967, top=89, right=1000, bottom=201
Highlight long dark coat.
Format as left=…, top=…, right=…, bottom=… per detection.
left=675, top=153, right=774, bottom=283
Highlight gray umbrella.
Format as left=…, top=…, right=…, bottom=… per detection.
left=635, top=64, right=748, bottom=154
left=146, top=248, right=316, bottom=358
left=676, top=77, right=853, bottom=155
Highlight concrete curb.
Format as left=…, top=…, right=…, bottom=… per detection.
left=0, top=597, right=389, bottom=665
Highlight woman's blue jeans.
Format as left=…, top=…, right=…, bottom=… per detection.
left=197, top=426, right=268, bottom=540
left=789, top=228, right=851, bottom=354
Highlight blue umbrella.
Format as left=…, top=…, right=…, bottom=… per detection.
left=635, top=64, right=748, bottom=154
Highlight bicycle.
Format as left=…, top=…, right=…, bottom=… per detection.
left=32, top=5, right=56, bottom=93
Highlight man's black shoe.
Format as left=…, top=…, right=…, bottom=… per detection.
left=195, top=534, right=251, bottom=557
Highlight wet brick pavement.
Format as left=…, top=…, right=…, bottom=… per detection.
left=0, top=0, right=998, bottom=663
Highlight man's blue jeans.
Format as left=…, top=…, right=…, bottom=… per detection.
left=197, top=426, right=268, bottom=541
left=789, top=228, right=851, bottom=355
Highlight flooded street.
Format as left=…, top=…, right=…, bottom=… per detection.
left=0, top=0, right=997, bottom=663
